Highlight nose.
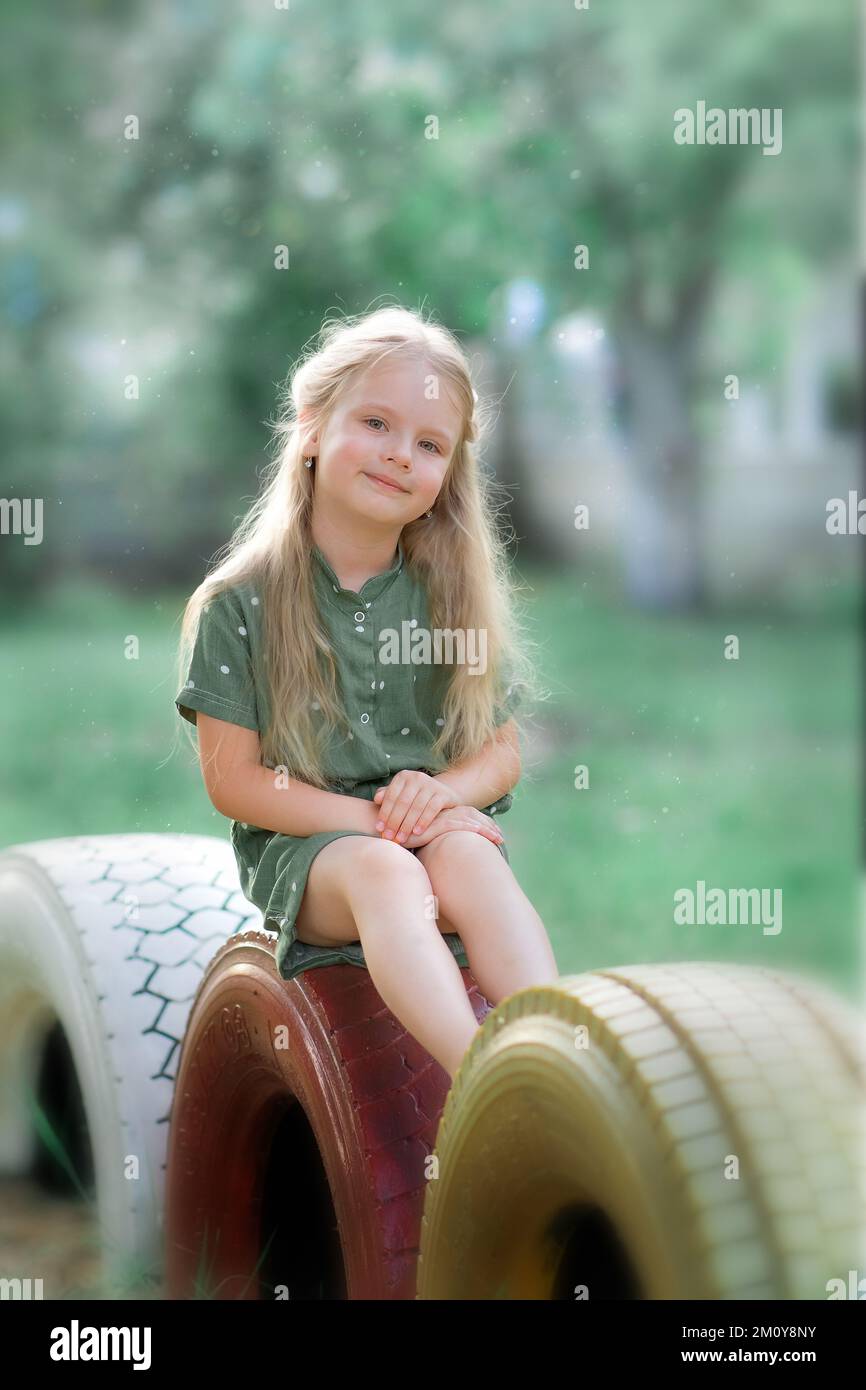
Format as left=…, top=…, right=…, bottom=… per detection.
left=385, top=440, right=412, bottom=469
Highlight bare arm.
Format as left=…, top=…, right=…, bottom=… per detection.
left=430, top=718, right=521, bottom=810
left=195, top=712, right=379, bottom=837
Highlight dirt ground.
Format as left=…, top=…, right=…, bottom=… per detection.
left=0, top=1177, right=165, bottom=1300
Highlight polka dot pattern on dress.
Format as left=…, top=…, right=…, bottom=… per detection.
left=175, top=556, right=514, bottom=973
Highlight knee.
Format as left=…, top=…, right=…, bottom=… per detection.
left=345, top=835, right=432, bottom=896
left=418, top=829, right=502, bottom=877
left=417, top=828, right=505, bottom=895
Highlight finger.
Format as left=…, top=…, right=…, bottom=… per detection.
left=380, top=782, right=419, bottom=838
left=373, top=799, right=392, bottom=832
left=393, top=790, right=432, bottom=843
left=410, top=793, right=448, bottom=836
left=446, top=814, right=501, bottom=844
left=473, top=825, right=504, bottom=844
left=469, top=815, right=504, bottom=844
left=373, top=778, right=402, bottom=832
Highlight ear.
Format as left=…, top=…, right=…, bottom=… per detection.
left=297, top=408, right=317, bottom=456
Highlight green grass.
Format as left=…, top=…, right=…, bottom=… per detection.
left=507, top=566, right=861, bottom=1000
left=0, top=567, right=860, bottom=1002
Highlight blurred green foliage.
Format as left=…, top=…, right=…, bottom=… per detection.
left=0, top=0, right=856, bottom=593
left=0, top=564, right=857, bottom=995
left=0, top=1, right=858, bottom=992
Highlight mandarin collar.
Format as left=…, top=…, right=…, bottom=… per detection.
left=312, top=537, right=405, bottom=603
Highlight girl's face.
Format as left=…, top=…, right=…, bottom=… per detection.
left=303, top=356, right=463, bottom=528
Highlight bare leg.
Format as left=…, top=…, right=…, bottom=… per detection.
left=415, top=831, right=559, bottom=1006
left=293, top=836, right=481, bottom=1079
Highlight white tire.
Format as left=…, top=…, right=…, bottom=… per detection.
left=0, top=833, right=261, bottom=1293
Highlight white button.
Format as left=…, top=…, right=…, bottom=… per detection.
left=220, top=665, right=230, bottom=674
left=355, top=625, right=365, bottom=632
left=365, top=602, right=371, bottom=608
left=379, top=680, right=384, bottom=689
left=371, top=680, right=376, bottom=690
left=251, top=596, right=259, bottom=605
left=436, top=717, right=445, bottom=726
left=401, top=727, right=410, bottom=735
left=238, top=625, right=247, bottom=636
left=409, top=617, right=418, bottom=627
left=354, top=611, right=365, bottom=622
left=361, top=713, right=370, bottom=724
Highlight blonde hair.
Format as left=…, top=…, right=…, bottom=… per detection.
left=173, top=302, right=543, bottom=790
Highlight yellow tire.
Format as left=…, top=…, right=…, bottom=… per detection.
left=416, top=962, right=866, bottom=1300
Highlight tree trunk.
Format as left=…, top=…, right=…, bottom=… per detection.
left=615, top=320, right=707, bottom=612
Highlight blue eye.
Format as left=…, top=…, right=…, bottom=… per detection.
left=364, top=418, right=441, bottom=453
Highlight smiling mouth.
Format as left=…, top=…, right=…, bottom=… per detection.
left=364, top=472, right=408, bottom=494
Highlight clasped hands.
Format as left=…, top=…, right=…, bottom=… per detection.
left=372, top=769, right=503, bottom=850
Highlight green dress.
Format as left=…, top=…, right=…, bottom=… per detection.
left=175, top=537, right=521, bottom=981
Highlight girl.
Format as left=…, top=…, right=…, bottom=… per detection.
left=174, top=305, right=559, bottom=1080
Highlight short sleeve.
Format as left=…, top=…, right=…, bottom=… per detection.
left=175, top=587, right=260, bottom=733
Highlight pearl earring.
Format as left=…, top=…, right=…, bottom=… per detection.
left=425, top=509, right=433, bottom=518
left=304, top=457, right=314, bottom=468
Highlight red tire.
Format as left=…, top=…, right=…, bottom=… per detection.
left=164, top=929, right=491, bottom=1299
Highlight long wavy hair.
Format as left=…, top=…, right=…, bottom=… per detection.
left=173, top=303, right=544, bottom=791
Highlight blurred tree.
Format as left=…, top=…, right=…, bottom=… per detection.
left=0, top=0, right=855, bottom=607
left=513, top=0, right=855, bottom=606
